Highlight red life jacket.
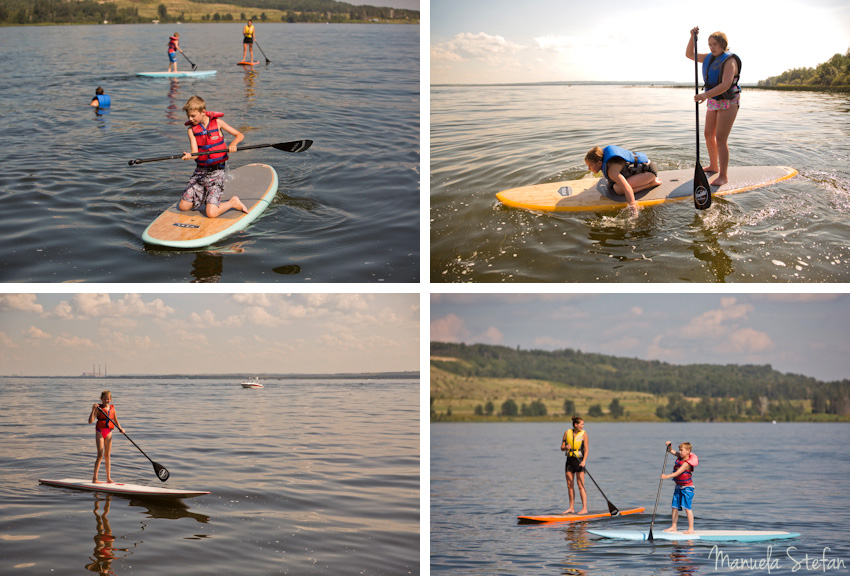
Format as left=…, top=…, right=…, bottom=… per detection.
left=96, top=404, right=115, bottom=430
left=673, top=453, right=698, bottom=487
left=186, top=112, right=228, bottom=167
left=168, top=36, right=178, bottom=53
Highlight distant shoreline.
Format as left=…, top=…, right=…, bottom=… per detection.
left=1, top=372, right=419, bottom=380
left=432, top=82, right=850, bottom=93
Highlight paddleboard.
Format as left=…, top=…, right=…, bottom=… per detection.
left=136, top=71, right=217, bottom=78
left=496, top=166, right=798, bottom=212
left=518, top=506, right=645, bottom=524
left=588, top=529, right=800, bottom=542
left=40, top=478, right=210, bottom=498
left=142, top=163, right=278, bottom=249
left=237, top=61, right=260, bottom=66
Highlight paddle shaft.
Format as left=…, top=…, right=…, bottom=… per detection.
left=179, top=50, right=198, bottom=70
left=254, top=40, right=271, bottom=64
left=648, top=445, right=671, bottom=542
left=583, top=466, right=619, bottom=516
left=96, top=405, right=169, bottom=481
left=693, top=29, right=712, bottom=209
left=128, top=139, right=312, bottom=165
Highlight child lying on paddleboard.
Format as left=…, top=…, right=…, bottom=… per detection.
left=661, top=440, right=698, bottom=534
left=584, top=146, right=662, bottom=213
left=180, top=96, right=248, bottom=218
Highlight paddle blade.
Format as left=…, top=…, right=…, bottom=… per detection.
left=273, top=140, right=313, bottom=153
left=694, top=165, right=712, bottom=210
left=153, top=462, right=170, bottom=482
left=608, top=501, right=620, bottom=516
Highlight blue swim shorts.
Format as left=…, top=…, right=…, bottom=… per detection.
left=169, top=51, right=178, bottom=63
left=671, top=485, right=694, bottom=511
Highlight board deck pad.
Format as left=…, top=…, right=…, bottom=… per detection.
left=588, top=529, right=801, bottom=542
left=136, top=70, right=217, bottom=78
left=40, top=478, right=210, bottom=498
left=496, top=166, right=798, bottom=212
left=142, top=163, right=278, bottom=248
left=518, top=506, right=645, bottom=524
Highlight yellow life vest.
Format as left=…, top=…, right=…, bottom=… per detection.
left=565, top=429, right=585, bottom=458
left=243, top=25, right=255, bottom=39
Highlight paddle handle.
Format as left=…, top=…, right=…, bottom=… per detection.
left=128, top=140, right=312, bottom=165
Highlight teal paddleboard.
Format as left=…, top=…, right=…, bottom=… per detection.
left=588, top=529, right=800, bottom=542
left=137, top=70, right=217, bottom=78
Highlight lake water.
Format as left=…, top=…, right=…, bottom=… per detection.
left=431, top=422, right=850, bottom=575
left=0, top=377, right=419, bottom=574
left=430, top=85, right=850, bottom=282
left=0, top=23, right=419, bottom=282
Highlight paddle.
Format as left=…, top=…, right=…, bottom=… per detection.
left=648, top=443, right=671, bottom=542
left=128, top=139, right=313, bottom=165
left=96, top=405, right=170, bottom=482
left=180, top=51, right=199, bottom=71
left=254, top=40, right=271, bottom=65
left=582, top=466, right=619, bottom=516
left=693, top=29, right=712, bottom=210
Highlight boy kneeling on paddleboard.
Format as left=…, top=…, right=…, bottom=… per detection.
left=180, top=96, right=249, bottom=218
left=661, top=440, right=698, bottom=534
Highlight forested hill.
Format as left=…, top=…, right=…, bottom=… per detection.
left=758, top=49, right=850, bottom=89
left=431, top=342, right=849, bottom=414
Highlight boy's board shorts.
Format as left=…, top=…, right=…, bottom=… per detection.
left=671, top=485, right=694, bottom=511
left=169, top=51, right=178, bottom=63
left=183, top=164, right=226, bottom=210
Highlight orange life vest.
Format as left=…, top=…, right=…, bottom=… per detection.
left=96, top=404, right=115, bottom=430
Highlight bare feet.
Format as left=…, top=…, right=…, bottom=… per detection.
left=231, top=196, right=249, bottom=213
left=663, top=527, right=678, bottom=532
left=577, top=509, right=588, bottom=515
left=703, top=166, right=719, bottom=173
left=92, top=479, right=103, bottom=484
left=683, top=529, right=695, bottom=534
left=563, top=508, right=575, bottom=514
left=710, top=176, right=728, bottom=186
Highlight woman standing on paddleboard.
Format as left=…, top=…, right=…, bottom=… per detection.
left=242, top=20, right=256, bottom=63
left=561, top=416, right=588, bottom=514
left=687, top=27, right=742, bottom=187
left=88, top=391, right=124, bottom=484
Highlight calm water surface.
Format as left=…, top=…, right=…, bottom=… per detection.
left=0, top=24, right=419, bottom=282
left=431, top=422, right=850, bottom=575
left=431, top=85, right=850, bottom=282
left=0, top=377, right=419, bottom=574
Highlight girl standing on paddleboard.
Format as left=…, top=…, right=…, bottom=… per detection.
left=687, top=27, right=742, bottom=187
left=242, top=20, right=256, bottom=63
left=88, top=391, right=125, bottom=484
left=561, top=416, right=589, bottom=514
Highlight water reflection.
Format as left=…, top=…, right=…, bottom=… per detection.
left=166, top=79, right=182, bottom=124
left=241, top=66, right=257, bottom=103
left=83, top=493, right=210, bottom=574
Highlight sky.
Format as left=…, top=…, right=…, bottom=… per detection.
left=431, top=294, right=850, bottom=382
left=350, top=0, right=419, bottom=9
left=430, top=0, right=850, bottom=84
left=0, top=293, right=419, bottom=376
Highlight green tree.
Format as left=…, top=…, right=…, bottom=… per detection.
left=588, top=404, right=603, bottom=417
left=608, top=398, right=624, bottom=419
left=484, top=401, right=494, bottom=416
left=157, top=4, right=168, bottom=21
left=501, top=398, right=518, bottom=417
left=563, top=399, right=575, bottom=416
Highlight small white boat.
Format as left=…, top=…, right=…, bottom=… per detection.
left=241, top=377, right=263, bottom=389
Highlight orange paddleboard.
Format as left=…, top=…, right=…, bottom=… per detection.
left=518, top=506, right=644, bottom=524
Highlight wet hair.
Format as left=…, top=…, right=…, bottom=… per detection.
left=572, top=416, right=584, bottom=427
left=585, top=147, right=604, bottom=164
left=95, top=87, right=104, bottom=95
left=183, top=96, right=206, bottom=114
left=709, top=31, right=728, bottom=50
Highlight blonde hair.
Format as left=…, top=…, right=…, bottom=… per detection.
left=182, top=96, right=206, bottom=114
left=585, top=146, right=604, bottom=164
left=709, top=31, right=728, bottom=50
left=679, top=442, right=692, bottom=452
left=100, top=390, right=112, bottom=401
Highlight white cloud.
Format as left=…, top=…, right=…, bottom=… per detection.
left=25, top=326, right=51, bottom=340
left=0, top=294, right=43, bottom=314
left=67, top=294, right=174, bottom=319
left=431, top=314, right=468, bottom=342
left=477, top=326, right=504, bottom=345
left=680, top=298, right=753, bottom=339
left=431, top=32, right=525, bottom=63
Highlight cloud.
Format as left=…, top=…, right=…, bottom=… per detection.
left=431, top=314, right=468, bottom=342
left=680, top=298, right=753, bottom=339
left=728, top=328, right=774, bottom=354
left=477, top=326, right=504, bottom=345
left=65, top=294, right=174, bottom=319
left=0, top=294, right=43, bottom=314
left=431, top=32, right=525, bottom=63
left=25, top=326, right=51, bottom=340
left=54, top=335, right=96, bottom=348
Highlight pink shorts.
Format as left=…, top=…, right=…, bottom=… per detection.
left=707, top=94, right=740, bottom=111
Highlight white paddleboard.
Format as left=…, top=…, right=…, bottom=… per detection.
left=40, top=478, right=210, bottom=498
left=496, top=166, right=798, bottom=212
left=137, top=71, right=217, bottom=78
left=142, top=163, right=278, bottom=249
left=588, top=529, right=800, bottom=542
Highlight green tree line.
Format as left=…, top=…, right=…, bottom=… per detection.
left=193, top=0, right=418, bottom=21
left=758, top=49, right=850, bottom=88
left=0, top=0, right=144, bottom=24
left=430, top=342, right=850, bottom=416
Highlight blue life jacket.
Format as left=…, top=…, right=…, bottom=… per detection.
left=601, top=145, right=649, bottom=182
left=703, top=51, right=742, bottom=100
left=95, top=94, right=111, bottom=108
